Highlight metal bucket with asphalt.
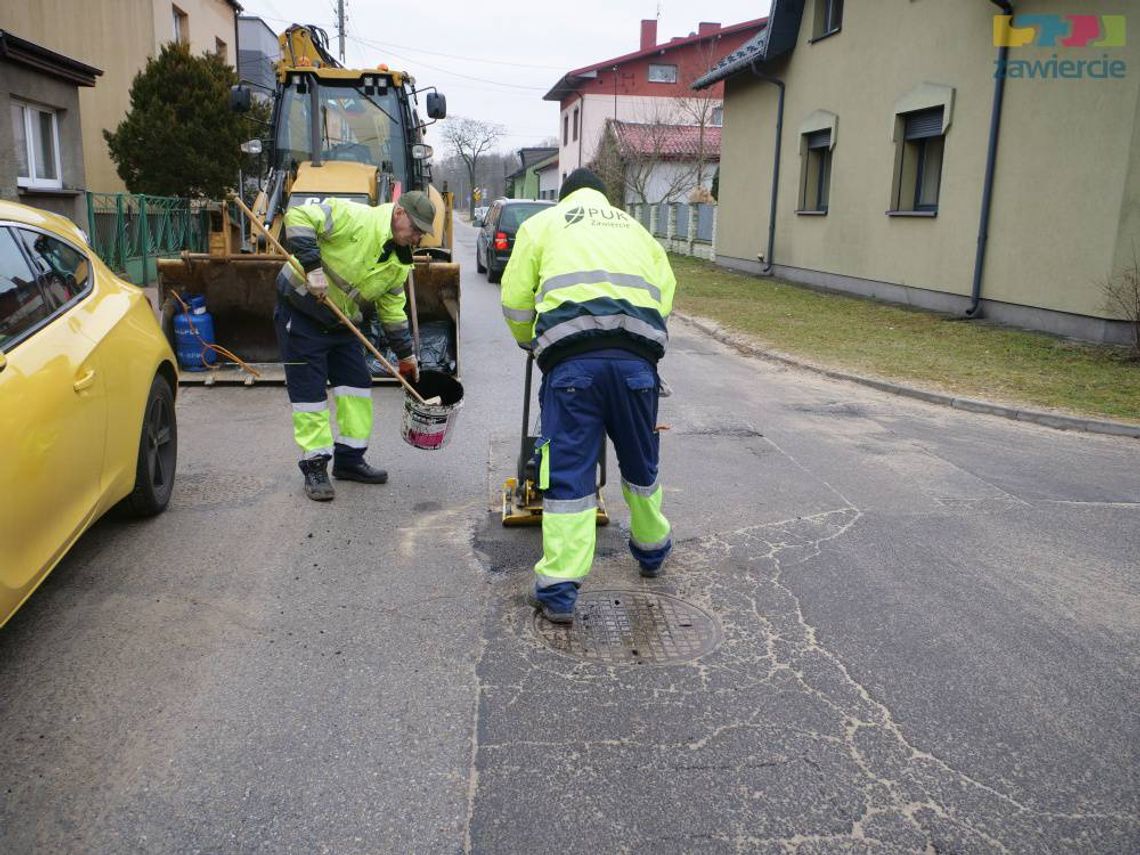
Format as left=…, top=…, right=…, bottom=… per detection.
left=401, top=370, right=464, bottom=450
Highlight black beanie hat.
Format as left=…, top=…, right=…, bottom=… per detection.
left=558, top=168, right=607, bottom=201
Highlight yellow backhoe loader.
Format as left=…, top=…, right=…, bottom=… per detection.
left=157, top=24, right=459, bottom=384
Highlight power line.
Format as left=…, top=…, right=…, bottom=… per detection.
left=342, top=37, right=565, bottom=70
left=345, top=34, right=549, bottom=91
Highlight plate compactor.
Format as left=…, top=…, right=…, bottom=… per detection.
left=502, top=354, right=610, bottom=527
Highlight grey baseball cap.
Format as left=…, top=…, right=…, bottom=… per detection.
left=398, top=190, right=437, bottom=237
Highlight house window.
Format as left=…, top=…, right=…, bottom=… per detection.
left=710, top=106, right=724, bottom=127
left=215, top=38, right=227, bottom=61
left=572, top=107, right=579, bottom=142
left=891, top=108, right=945, bottom=214
left=563, top=114, right=569, bottom=145
left=799, top=130, right=832, bottom=213
left=812, top=0, right=843, bottom=39
left=11, top=101, right=63, bottom=190
left=647, top=64, right=677, bottom=84
left=173, top=5, right=188, bottom=44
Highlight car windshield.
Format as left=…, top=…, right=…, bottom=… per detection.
left=499, top=204, right=550, bottom=231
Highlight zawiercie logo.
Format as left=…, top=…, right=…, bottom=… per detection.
left=564, top=206, right=585, bottom=226
left=994, top=14, right=1125, bottom=48
left=993, top=14, right=1127, bottom=80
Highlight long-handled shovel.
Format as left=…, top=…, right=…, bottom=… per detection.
left=230, top=195, right=434, bottom=405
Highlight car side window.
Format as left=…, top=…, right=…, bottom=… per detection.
left=16, top=228, right=90, bottom=311
left=486, top=204, right=501, bottom=229
left=0, top=228, right=52, bottom=350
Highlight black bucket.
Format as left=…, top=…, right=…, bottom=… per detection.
left=401, top=371, right=464, bottom=451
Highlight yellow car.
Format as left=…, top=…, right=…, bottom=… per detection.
left=0, top=201, right=178, bottom=627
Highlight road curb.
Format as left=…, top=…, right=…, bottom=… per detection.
left=675, top=312, right=1140, bottom=439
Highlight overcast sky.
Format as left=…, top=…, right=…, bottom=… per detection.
left=237, top=0, right=773, bottom=154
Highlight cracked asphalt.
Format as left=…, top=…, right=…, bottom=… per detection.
left=1, top=223, right=1136, bottom=853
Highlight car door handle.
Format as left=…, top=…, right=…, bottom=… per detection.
left=73, top=369, right=97, bottom=392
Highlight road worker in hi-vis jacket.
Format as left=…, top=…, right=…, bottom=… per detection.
left=275, top=192, right=435, bottom=501
left=501, top=168, right=676, bottom=624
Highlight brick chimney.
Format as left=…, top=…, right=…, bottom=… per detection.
left=698, top=22, right=721, bottom=37
left=640, top=19, right=657, bottom=51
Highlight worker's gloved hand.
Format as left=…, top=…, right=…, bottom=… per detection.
left=397, top=355, right=420, bottom=383
left=305, top=268, right=329, bottom=298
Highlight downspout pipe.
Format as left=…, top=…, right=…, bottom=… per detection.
left=750, top=61, right=784, bottom=275
left=965, top=0, right=1013, bottom=317
left=577, top=90, right=586, bottom=169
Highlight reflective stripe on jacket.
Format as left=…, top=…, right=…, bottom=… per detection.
left=280, top=198, right=413, bottom=358
left=500, top=188, right=675, bottom=370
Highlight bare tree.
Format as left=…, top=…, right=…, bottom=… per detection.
left=672, top=38, right=724, bottom=199
left=440, top=116, right=506, bottom=215
left=590, top=35, right=724, bottom=208
left=592, top=110, right=699, bottom=207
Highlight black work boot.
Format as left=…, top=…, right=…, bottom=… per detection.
left=298, top=456, right=335, bottom=501
left=332, top=459, right=388, bottom=484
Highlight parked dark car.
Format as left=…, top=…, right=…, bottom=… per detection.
left=475, top=199, right=554, bottom=283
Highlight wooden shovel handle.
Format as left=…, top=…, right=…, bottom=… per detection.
left=229, top=195, right=428, bottom=404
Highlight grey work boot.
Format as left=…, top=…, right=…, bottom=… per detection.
left=525, top=590, right=575, bottom=625
left=298, top=456, right=335, bottom=501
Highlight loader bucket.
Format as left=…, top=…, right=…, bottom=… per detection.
left=157, top=254, right=461, bottom=384
left=158, top=254, right=283, bottom=363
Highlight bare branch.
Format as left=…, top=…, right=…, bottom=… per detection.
left=440, top=116, right=506, bottom=214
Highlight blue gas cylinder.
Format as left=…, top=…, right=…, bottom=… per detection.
left=173, top=295, right=217, bottom=371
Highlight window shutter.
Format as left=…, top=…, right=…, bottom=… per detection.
left=806, top=129, right=831, bottom=150
left=904, top=108, right=944, bottom=140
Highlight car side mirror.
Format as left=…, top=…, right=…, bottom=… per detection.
left=473, top=217, right=483, bottom=227
left=230, top=84, right=252, bottom=113
left=426, top=92, right=447, bottom=119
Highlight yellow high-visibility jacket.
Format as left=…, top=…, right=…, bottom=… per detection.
left=501, top=188, right=675, bottom=370
left=279, top=198, right=413, bottom=358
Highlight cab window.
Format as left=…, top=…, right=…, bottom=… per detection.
left=0, top=228, right=51, bottom=349
left=15, top=228, right=90, bottom=310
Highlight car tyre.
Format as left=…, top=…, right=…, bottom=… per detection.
left=488, top=260, right=503, bottom=284
left=476, top=245, right=486, bottom=273
left=121, top=374, right=178, bottom=517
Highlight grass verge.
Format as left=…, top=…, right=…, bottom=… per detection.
left=669, top=254, right=1140, bottom=424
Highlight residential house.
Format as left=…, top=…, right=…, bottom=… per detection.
left=594, top=119, right=721, bottom=205
left=544, top=17, right=767, bottom=184
left=0, top=0, right=240, bottom=200
left=696, top=0, right=1138, bottom=344
left=0, top=31, right=101, bottom=222
left=506, top=146, right=558, bottom=199
left=535, top=156, right=560, bottom=201
left=237, top=15, right=280, bottom=103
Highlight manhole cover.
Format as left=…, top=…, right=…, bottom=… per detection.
left=532, top=590, right=720, bottom=665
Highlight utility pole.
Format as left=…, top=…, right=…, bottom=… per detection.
left=336, top=0, right=346, bottom=64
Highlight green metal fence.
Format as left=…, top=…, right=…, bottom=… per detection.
left=85, top=193, right=210, bottom=285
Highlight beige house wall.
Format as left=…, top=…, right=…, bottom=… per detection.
left=715, top=0, right=1139, bottom=338
left=0, top=0, right=236, bottom=194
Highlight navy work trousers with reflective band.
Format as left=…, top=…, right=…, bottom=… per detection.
left=274, top=301, right=373, bottom=466
left=534, top=351, right=672, bottom=613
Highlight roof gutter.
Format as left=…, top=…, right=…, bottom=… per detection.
left=966, top=0, right=1013, bottom=317
left=750, top=60, right=784, bottom=275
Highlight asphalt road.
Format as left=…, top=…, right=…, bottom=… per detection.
left=1, top=222, right=1137, bottom=854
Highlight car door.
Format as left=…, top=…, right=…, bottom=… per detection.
left=0, top=225, right=107, bottom=621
